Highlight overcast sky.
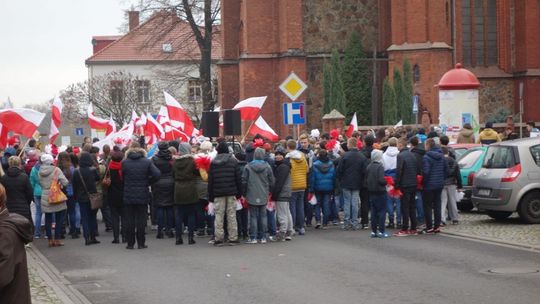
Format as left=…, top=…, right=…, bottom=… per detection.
left=0, top=1, right=132, bottom=107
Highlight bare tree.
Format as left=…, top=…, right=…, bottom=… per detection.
left=133, top=0, right=221, bottom=112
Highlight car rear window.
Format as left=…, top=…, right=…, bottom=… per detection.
left=483, top=146, right=518, bottom=169
left=458, top=149, right=483, bottom=169
left=531, top=145, right=540, bottom=167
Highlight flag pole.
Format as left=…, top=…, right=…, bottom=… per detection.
left=17, top=138, right=32, bottom=158
left=241, top=118, right=257, bottom=143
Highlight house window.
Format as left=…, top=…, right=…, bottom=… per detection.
left=188, top=79, right=202, bottom=102
left=136, top=80, right=150, bottom=104
left=461, top=0, right=498, bottom=67
left=413, top=64, right=420, bottom=83
left=110, top=81, right=124, bottom=105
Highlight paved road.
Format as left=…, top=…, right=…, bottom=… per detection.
left=34, top=226, right=540, bottom=304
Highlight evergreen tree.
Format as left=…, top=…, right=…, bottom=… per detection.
left=393, top=67, right=405, bottom=124
left=322, top=49, right=347, bottom=116
left=402, top=58, right=414, bottom=124
left=382, top=77, right=397, bottom=125
left=342, top=31, right=371, bottom=125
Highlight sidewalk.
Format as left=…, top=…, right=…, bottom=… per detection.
left=26, top=244, right=91, bottom=304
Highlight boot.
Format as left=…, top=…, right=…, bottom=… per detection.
left=166, top=230, right=175, bottom=238
left=54, top=239, right=64, bottom=247
left=91, top=237, right=100, bottom=244
left=175, top=235, right=183, bottom=245
left=156, top=230, right=164, bottom=239
left=85, top=238, right=92, bottom=246
left=188, top=236, right=196, bottom=245
left=48, top=239, right=55, bottom=247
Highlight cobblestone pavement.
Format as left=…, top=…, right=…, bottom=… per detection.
left=27, top=247, right=63, bottom=304
left=442, top=210, right=540, bottom=249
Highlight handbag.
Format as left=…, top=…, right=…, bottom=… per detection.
left=101, top=166, right=111, bottom=188
left=78, top=170, right=103, bottom=210
left=48, top=169, right=67, bottom=204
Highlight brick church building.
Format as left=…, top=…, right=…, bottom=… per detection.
left=217, top=0, right=540, bottom=136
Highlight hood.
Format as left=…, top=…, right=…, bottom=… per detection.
left=39, top=164, right=56, bottom=177
left=384, top=146, right=399, bottom=158
left=314, top=160, right=333, bottom=173
left=245, top=143, right=255, bottom=153
left=212, top=153, right=233, bottom=165
left=79, top=152, right=95, bottom=168
left=371, top=149, right=383, bottom=163
left=274, top=158, right=290, bottom=169
left=253, top=147, right=265, bottom=161
left=411, top=147, right=426, bottom=156
left=177, top=142, right=192, bottom=156
left=460, top=128, right=474, bottom=137
left=126, top=148, right=147, bottom=160
left=482, top=128, right=498, bottom=136
left=426, top=147, right=444, bottom=161
left=286, top=150, right=304, bottom=161
left=6, top=166, right=23, bottom=177
left=0, top=209, right=33, bottom=244
left=248, top=160, right=268, bottom=173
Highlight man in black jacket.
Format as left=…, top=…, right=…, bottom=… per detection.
left=208, top=142, right=242, bottom=246
left=359, top=134, right=375, bottom=229
left=394, top=138, right=418, bottom=236
left=272, top=148, right=293, bottom=241
left=410, top=136, right=425, bottom=226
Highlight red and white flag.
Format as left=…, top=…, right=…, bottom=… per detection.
left=87, top=104, right=110, bottom=130
left=49, top=97, right=63, bottom=144
left=233, top=96, right=266, bottom=121
left=106, top=116, right=116, bottom=136
left=163, top=125, right=189, bottom=142
left=157, top=106, right=169, bottom=125
left=345, top=112, right=358, bottom=138
left=247, top=116, right=279, bottom=141
left=164, top=91, right=196, bottom=137
left=0, top=108, right=46, bottom=138
left=145, top=113, right=164, bottom=145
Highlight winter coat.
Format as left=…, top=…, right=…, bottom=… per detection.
left=395, top=149, right=418, bottom=190
left=445, top=156, right=463, bottom=188
left=287, top=150, right=309, bottom=191
left=337, top=148, right=367, bottom=190
left=38, top=164, right=69, bottom=213
left=309, top=159, right=335, bottom=193
left=1, top=167, right=33, bottom=223
left=382, top=146, right=399, bottom=179
left=242, top=160, right=274, bottom=206
left=457, top=128, right=475, bottom=144
left=152, top=154, right=174, bottom=207
left=121, top=148, right=161, bottom=205
left=361, top=146, right=374, bottom=161
left=72, top=154, right=100, bottom=204
left=366, top=161, right=387, bottom=194
left=208, top=153, right=242, bottom=202
left=411, top=147, right=425, bottom=175
left=477, top=128, right=501, bottom=145
left=23, top=159, right=37, bottom=176
left=271, top=159, right=292, bottom=202
left=422, top=147, right=448, bottom=190
left=172, top=155, right=199, bottom=205
left=0, top=210, right=33, bottom=304
left=29, top=166, right=42, bottom=197
left=107, top=166, right=124, bottom=208
left=194, top=153, right=212, bottom=201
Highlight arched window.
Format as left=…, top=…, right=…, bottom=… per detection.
left=413, top=64, right=420, bottom=83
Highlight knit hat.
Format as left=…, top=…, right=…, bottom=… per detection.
left=485, top=121, right=493, bottom=129
left=216, top=142, right=229, bottom=154
left=274, top=147, right=287, bottom=157
left=200, top=141, right=213, bottom=153
left=158, top=141, right=169, bottom=151
left=371, top=149, right=383, bottom=163
left=177, top=142, right=192, bottom=156
left=40, top=154, right=54, bottom=165
left=253, top=147, right=265, bottom=160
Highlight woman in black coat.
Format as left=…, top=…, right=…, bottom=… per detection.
left=72, top=152, right=100, bottom=245
left=107, top=151, right=124, bottom=243
left=0, top=156, right=33, bottom=225
left=151, top=142, right=175, bottom=239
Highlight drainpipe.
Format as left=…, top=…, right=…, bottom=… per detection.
left=451, top=0, right=457, bottom=65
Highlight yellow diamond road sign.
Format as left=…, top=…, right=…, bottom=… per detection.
left=280, top=72, right=307, bottom=101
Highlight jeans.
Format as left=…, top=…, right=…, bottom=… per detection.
left=400, top=188, right=417, bottom=230
left=45, top=210, right=66, bottom=240
left=289, top=191, right=305, bottom=230
left=80, top=201, right=98, bottom=240
left=314, top=192, right=332, bottom=225
left=342, top=189, right=360, bottom=228
left=423, top=189, right=443, bottom=229
left=124, top=205, right=147, bottom=247
left=249, top=205, right=267, bottom=240
left=100, top=195, right=112, bottom=229
left=236, top=208, right=248, bottom=239
left=441, top=185, right=459, bottom=222
left=214, top=196, right=238, bottom=242
left=360, top=188, right=370, bottom=225
left=175, top=204, right=196, bottom=238
left=156, top=206, right=174, bottom=233
left=329, top=195, right=339, bottom=223
left=386, top=196, right=401, bottom=225
left=276, top=201, right=293, bottom=234
left=266, top=209, right=276, bottom=236
left=370, top=192, right=387, bottom=234
left=33, top=196, right=42, bottom=237
left=416, top=191, right=424, bottom=224
left=66, top=196, right=80, bottom=235
left=110, top=205, right=123, bottom=241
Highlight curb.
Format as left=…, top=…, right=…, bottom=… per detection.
left=441, top=230, right=540, bottom=252
left=27, top=245, right=92, bottom=304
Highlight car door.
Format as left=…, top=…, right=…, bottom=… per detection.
left=473, top=145, right=520, bottom=198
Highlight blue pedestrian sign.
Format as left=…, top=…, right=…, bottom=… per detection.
left=283, top=102, right=306, bottom=125
left=75, top=128, right=84, bottom=136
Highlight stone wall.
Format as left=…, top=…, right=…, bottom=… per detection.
left=478, top=78, right=515, bottom=123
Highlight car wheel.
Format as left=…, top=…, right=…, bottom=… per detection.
left=458, top=201, right=474, bottom=212
left=486, top=210, right=512, bottom=220
left=518, top=192, right=540, bottom=224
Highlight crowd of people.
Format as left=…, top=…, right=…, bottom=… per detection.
left=0, top=120, right=533, bottom=252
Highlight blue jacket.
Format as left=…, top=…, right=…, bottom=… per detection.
left=310, top=159, right=335, bottom=193
left=422, top=147, right=448, bottom=190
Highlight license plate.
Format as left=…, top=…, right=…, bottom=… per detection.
left=478, top=189, right=491, bottom=196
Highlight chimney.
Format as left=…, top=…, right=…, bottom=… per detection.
left=128, top=11, right=140, bottom=31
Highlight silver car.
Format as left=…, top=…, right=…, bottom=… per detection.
left=471, top=137, right=540, bottom=223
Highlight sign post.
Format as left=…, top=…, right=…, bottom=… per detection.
left=280, top=72, right=308, bottom=139
left=519, top=81, right=524, bottom=138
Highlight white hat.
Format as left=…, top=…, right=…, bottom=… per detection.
left=40, top=154, right=54, bottom=165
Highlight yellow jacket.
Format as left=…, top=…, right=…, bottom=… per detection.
left=287, top=150, right=309, bottom=191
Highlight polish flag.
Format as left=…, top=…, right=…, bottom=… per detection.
left=0, top=108, right=46, bottom=138
left=157, top=106, right=169, bottom=125
left=164, top=91, right=196, bottom=136
left=87, top=104, right=110, bottom=130
left=345, top=112, right=358, bottom=138
left=49, top=97, right=63, bottom=144
left=0, top=124, right=9, bottom=148
left=233, top=96, right=266, bottom=121
left=119, top=110, right=139, bottom=132
left=145, top=113, right=164, bottom=145
left=163, top=124, right=189, bottom=142
left=106, top=116, right=116, bottom=136
left=247, top=116, right=279, bottom=141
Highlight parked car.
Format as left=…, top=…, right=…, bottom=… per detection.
left=449, top=143, right=482, bottom=160
left=457, top=146, right=488, bottom=211
left=471, top=137, right=540, bottom=223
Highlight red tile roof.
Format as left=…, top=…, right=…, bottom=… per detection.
left=86, top=11, right=222, bottom=64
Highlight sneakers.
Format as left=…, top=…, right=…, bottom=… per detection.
left=268, top=236, right=277, bottom=242
left=245, top=238, right=258, bottom=244
left=408, top=229, right=417, bottom=235
left=361, top=224, right=369, bottom=230
left=393, top=230, right=410, bottom=237
left=377, top=232, right=390, bottom=238
left=370, top=232, right=377, bottom=238
left=213, top=240, right=224, bottom=247
left=228, top=240, right=240, bottom=246
left=298, top=228, right=305, bottom=235
left=260, top=238, right=267, bottom=244
left=315, top=223, right=322, bottom=229
left=452, top=220, right=459, bottom=225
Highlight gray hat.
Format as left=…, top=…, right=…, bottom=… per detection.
left=371, top=149, right=383, bottom=163
left=177, top=142, right=192, bottom=156
left=253, top=147, right=265, bottom=160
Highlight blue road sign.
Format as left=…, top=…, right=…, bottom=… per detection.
left=75, top=128, right=84, bottom=136
left=283, top=102, right=306, bottom=125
